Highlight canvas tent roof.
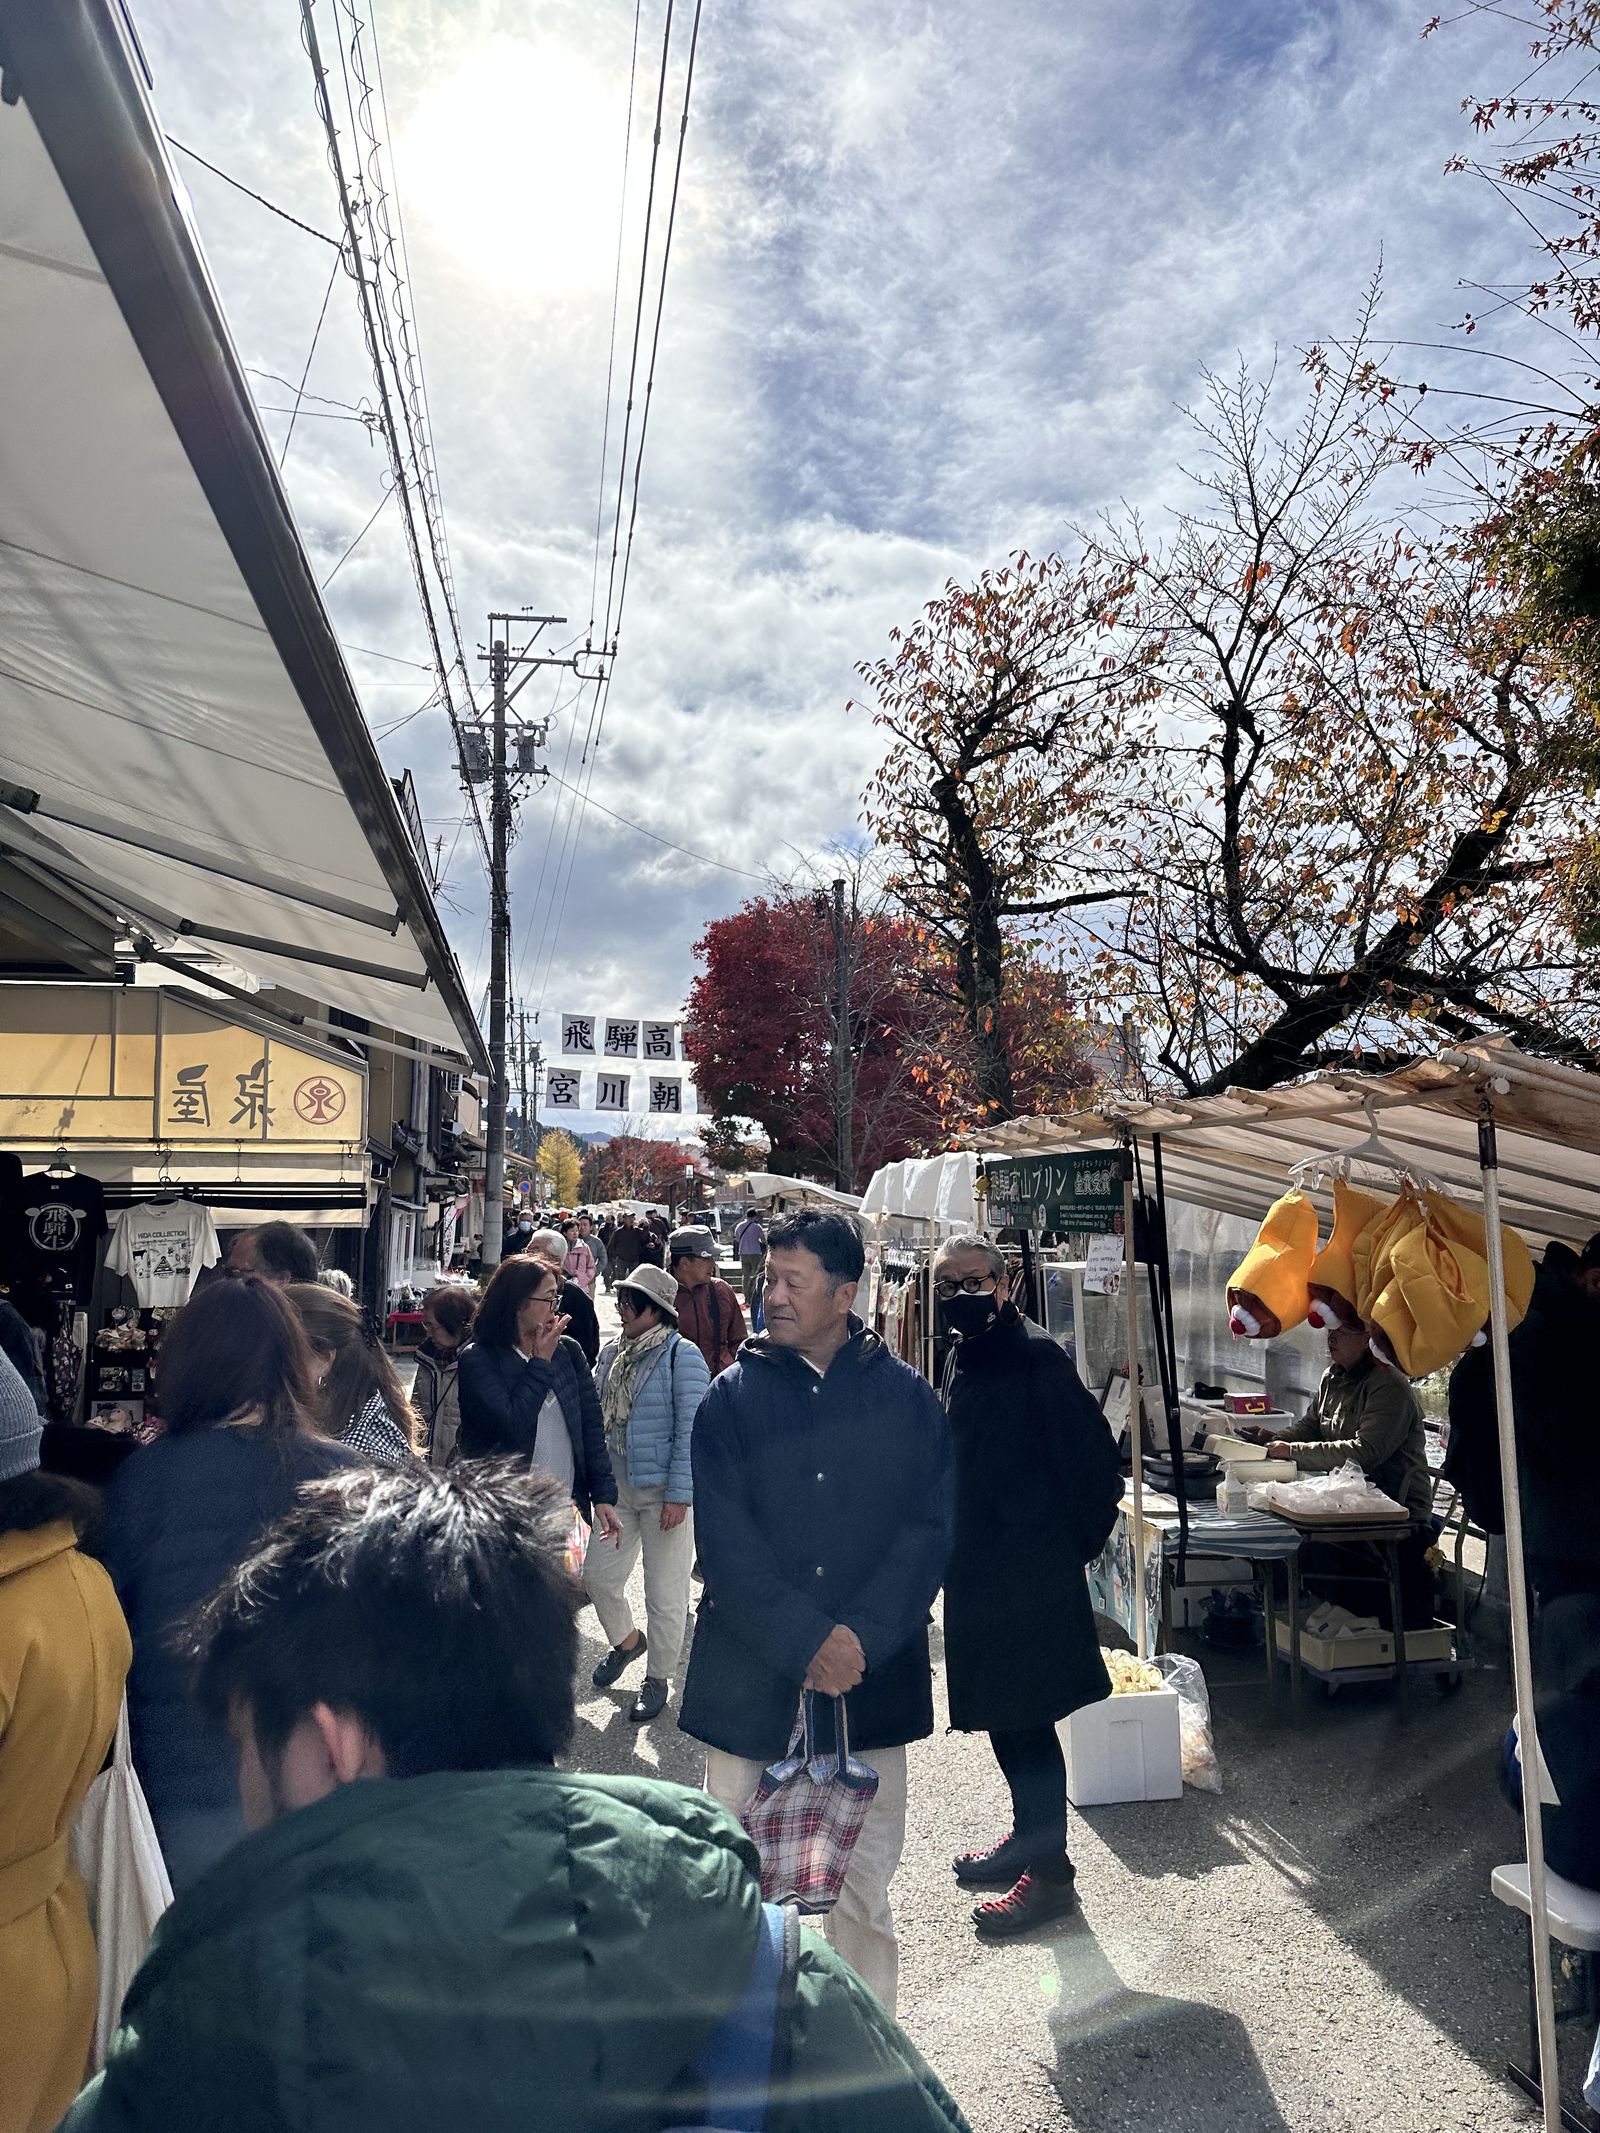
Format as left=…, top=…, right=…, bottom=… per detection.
left=860, top=1151, right=980, bottom=1229
left=727, top=1172, right=863, bottom=1212
left=963, top=1040, right=1600, bottom=1254
left=0, top=0, right=487, bottom=1070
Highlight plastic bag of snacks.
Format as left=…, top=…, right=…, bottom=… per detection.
left=1102, top=1647, right=1164, bottom=1696
left=1157, top=1652, right=1223, bottom=1794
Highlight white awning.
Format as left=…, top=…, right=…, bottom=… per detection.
left=727, top=1172, right=864, bottom=1212
left=0, top=0, right=486, bottom=1070
left=962, top=1039, right=1600, bottom=1253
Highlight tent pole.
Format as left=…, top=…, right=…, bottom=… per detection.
left=1480, top=1109, right=1561, bottom=2133
left=1121, top=1138, right=1148, bottom=1659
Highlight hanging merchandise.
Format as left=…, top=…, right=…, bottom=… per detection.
left=1350, top=1183, right=1425, bottom=1325
left=1224, top=1189, right=1317, bottom=1339
left=1306, top=1179, right=1386, bottom=1330
left=48, top=1305, right=88, bottom=1424
left=104, top=1198, right=221, bottom=1309
left=16, top=1168, right=108, bottom=1304
left=1366, top=1188, right=1534, bottom=1379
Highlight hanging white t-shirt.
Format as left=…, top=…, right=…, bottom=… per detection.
left=105, top=1199, right=221, bottom=1308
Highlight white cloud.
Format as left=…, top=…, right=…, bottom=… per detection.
left=129, top=0, right=1541, bottom=1131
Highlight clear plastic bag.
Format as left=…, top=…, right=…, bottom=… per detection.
left=1246, top=1458, right=1408, bottom=1522
left=1156, top=1651, right=1223, bottom=1793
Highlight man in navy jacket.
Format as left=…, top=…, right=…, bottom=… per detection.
left=679, top=1211, right=952, bottom=2015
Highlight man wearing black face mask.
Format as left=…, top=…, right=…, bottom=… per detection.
left=934, top=1236, right=1123, bottom=1939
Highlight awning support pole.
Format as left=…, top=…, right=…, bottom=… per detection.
left=1480, top=1106, right=1560, bottom=2133
left=1120, top=1137, right=1148, bottom=1659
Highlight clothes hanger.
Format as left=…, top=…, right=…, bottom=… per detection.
left=1287, top=1100, right=1440, bottom=1194
left=46, top=1144, right=74, bottom=1179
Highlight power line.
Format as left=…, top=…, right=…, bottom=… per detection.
left=589, top=0, right=645, bottom=644
left=165, top=135, right=343, bottom=246
left=544, top=770, right=766, bottom=880
left=322, top=484, right=395, bottom=590
left=277, top=242, right=350, bottom=471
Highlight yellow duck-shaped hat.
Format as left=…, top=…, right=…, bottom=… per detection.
left=1226, top=1189, right=1318, bottom=1340
left=1307, top=1178, right=1386, bottom=1331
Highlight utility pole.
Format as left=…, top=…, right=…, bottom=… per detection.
left=832, top=876, right=853, bottom=1193
left=477, top=612, right=608, bottom=1268
left=516, top=1007, right=530, bottom=1159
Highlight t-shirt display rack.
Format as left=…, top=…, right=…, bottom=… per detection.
left=0, top=1152, right=225, bottom=1427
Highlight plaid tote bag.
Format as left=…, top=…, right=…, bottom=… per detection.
left=740, top=1692, right=880, bottom=1914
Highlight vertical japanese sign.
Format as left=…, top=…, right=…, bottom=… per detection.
left=596, top=1072, right=630, bottom=1112
left=603, top=1019, right=639, bottom=1057
left=561, top=1015, right=597, bottom=1057
left=642, top=1021, right=677, bottom=1062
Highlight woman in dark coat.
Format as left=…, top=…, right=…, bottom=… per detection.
left=935, top=1236, right=1122, bottom=1940
left=456, top=1256, right=621, bottom=1538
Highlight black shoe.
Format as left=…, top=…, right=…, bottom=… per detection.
left=973, top=1868, right=1077, bottom=1940
left=629, top=1675, right=669, bottom=1723
left=953, top=1831, right=1026, bottom=1889
left=592, top=1635, right=647, bottom=1690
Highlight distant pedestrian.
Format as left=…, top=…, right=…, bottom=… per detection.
left=456, top=1257, right=621, bottom=1545
left=579, top=1213, right=610, bottom=1292
left=607, top=1215, right=643, bottom=1280
left=635, top=1222, right=666, bottom=1271
left=670, top=1226, right=748, bottom=1377
left=286, top=1285, right=419, bottom=1467
left=562, top=1221, right=597, bottom=1297
left=413, top=1286, right=476, bottom=1467
left=98, top=1279, right=359, bottom=1889
left=224, top=1221, right=317, bottom=1285
left=57, top=1462, right=970, bottom=2133
left=734, top=1213, right=767, bottom=1306
left=680, top=1211, right=953, bottom=2014
left=585, top=1264, right=709, bottom=1724
left=0, top=1353, right=130, bottom=2133
left=933, top=1236, right=1121, bottom=1939
left=526, top=1229, right=601, bottom=1364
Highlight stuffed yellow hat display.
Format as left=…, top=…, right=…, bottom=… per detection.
left=1366, top=1188, right=1535, bottom=1378
left=1422, top=1190, right=1534, bottom=1339
left=1350, top=1184, right=1425, bottom=1326
left=1307, top=1178, right=1386, bottom=1330
left=1227, top=1189, right=1318, bottom=1339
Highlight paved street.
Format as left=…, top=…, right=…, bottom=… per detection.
left=562, top=1281, right=1541, bottom=2132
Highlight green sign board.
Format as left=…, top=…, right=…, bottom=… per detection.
left=982, top=1150, right=1125, bottom=1230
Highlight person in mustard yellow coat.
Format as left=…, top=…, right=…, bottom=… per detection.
left=0, top=1352, right=130, bottom=2133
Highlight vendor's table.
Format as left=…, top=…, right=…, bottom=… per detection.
left=1092, top=1491, right=1302, bottom=1662
left=1265, top=1514, right=1421, bottom=1713
left=386, top=1311, right=426, bottom=1350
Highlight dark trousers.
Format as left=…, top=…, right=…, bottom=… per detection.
left=989, top=1724, right=1071, bottom=1879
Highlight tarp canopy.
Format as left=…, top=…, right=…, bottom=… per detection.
left=964, top=1040, right=1600, bottom=1253
left=727, top=1172, right=863, bottom=1212
left=860, top=1151, right=980, bottom=1230
left=0, top=0, right=487, bottom=1070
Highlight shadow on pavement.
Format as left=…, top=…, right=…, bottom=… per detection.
left=1047, top=1914, right=1293, bottom=2133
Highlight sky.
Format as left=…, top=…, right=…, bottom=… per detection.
left=128, top=0, right=1540, bottom=1131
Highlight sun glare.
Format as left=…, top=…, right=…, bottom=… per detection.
left=400, top=42, right=629, bottom=297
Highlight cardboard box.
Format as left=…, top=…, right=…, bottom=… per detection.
left=1273, top=1619, right=1453, bottom=1671
left=1061, top=1686, right=1183, bottom=1804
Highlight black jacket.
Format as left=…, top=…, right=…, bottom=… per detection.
left=941, top=1309, right=1120, bottom=1733
left=559, top=1280, right=600, bottom=1366
left=679, top=1323, right=953, bottom=1763
left=456, top=1336, right=617, bottom=1519
left=1448, top=1242, right=1600, bottom=1598
left=98, top=1427, right=360, bottom=1822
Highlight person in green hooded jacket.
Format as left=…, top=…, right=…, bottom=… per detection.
left=59, top=1459, right=968, bottom=2133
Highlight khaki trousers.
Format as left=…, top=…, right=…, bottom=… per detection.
left=583, top=1476, right=695, bottom=1681
left=704, top=1741, right=908, bottom=2014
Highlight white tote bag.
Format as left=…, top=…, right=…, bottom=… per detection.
left=70, top=1697, right=173, bottom=2067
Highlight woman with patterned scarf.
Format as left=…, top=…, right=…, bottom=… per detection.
left=585, top=1264, right=710, bottom=1724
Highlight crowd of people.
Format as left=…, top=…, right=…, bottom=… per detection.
left=6, top=1205, right=1122, bottom=2131
left=11, top=1192, right=1595, bottom=2129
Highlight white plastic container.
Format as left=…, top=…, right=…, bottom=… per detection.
left=1061, top=1686, right=1183, bottom=1805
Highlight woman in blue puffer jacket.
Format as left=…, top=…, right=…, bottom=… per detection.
left=583, top=1264, right=710, bottom=1725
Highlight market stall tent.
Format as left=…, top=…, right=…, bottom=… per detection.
left=859, top=1151, right=980, bottom=1230
left=0, top=0, right=486, bottom=1070
left=726, top=1173, right=863, bottom=1213
left=965, top=1036, right=1597, bottom=2133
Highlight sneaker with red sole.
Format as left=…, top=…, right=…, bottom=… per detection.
left=952, top=1832, right=1026, bottom=1889
left=972, top=1868, right=1077, bottom=1940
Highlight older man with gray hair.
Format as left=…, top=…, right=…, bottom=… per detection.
left=522, top=1227, right=600, bottom=1366
left=932, top=1231, right=1122, bottom=1940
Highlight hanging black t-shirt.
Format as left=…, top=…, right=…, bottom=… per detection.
left=17, top=1171, right=108, bottom=1303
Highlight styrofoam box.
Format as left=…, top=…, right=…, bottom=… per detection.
left=1273, top=1619, right=1453, bottom=1671
left=1061, top=1686, right=1183, bottom=1805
